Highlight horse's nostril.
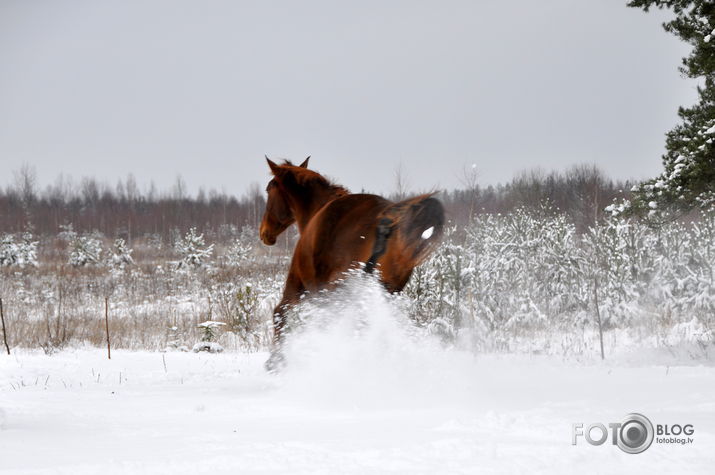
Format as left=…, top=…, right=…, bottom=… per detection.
left=261, top=233, right=276, bottom=246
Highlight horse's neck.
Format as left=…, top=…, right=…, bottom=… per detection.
left=290, top=186, right=344, bottom=232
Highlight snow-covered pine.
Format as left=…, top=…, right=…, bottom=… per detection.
left=193, top=321, right=226, bottom=353
left=626, top=1, right=715, bottom=214
left=69, top=233, right=103, bottom=267
left=176, top=227, right=214, bottom=269
left=405, top=203, right=715, bottom=354
left=0, top=233, right=38, bottom=268
left=226, top=238, right=253, bottom=267
left=18, top=232, right=39, bottom=267
left=109, top=238, right=134, bottom=270
left=0, top=234, right=17, bottom=267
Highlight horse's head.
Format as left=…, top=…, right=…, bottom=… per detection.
left=259, top=156, right=310, bottom=245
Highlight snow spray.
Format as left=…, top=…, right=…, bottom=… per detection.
left=276, top=271, right=481, bottom=409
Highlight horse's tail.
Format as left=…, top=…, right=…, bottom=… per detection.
left=394, top=193, right=445, bottom=264
left=364, top=193, right=445, bottom=275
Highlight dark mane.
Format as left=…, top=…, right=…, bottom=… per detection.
left=276, top=160, right=349, bottom=196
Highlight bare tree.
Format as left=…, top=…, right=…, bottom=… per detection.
left=12, top=164, right=37, bottom=229
left=173, top=175, right=187, bottom=201
left=458, top=163, right=480, bottom=221
left=13, top=164, right=37, bottom=205
left=393, top=161, right=410, bottom=200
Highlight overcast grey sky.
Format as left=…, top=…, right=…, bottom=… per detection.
left=0, top=0, right=697, bottom=197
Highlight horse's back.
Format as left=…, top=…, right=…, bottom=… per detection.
left=293, top=192, right=444, bottom=292
left=296, top=194, right=392, bottom=286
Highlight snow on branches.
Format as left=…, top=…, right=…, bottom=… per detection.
left=109, top=238, right=134, bottom=270
left=175, top=227, right=214, bottom=270
left=406, top=205, right=715, bottom=353
left=0, top=233, right=38, bottom=268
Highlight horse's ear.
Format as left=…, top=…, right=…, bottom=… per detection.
left=299, top=156, right=310, bottom=168
left=266, top=156, right=280, bottom=174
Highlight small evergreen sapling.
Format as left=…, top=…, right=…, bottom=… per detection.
left=176, top=228, right=214, bottom=269
left=0, top=235, right=18, bottom=267
left=192, top=321, right=225, bottom=353
left=227, top=239, right=253, bottom=267
left=68, top=234, right=103, bottom=267
left=109, top=238, right=134, bottom=270
left=0, top=233, right=37, bottom=268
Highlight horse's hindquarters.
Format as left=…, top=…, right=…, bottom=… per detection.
left=378, top=195, right=445, bottom=291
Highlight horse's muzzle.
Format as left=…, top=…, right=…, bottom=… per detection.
left=260, top=231, right=276, bottom=246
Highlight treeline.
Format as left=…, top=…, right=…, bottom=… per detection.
left=1, top=164, right=632, bottom=239
left=442, top=164, right=633, bottom=231
left=1, top=171, right=266, bottom=239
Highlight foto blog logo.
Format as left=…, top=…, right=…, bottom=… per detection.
left=572, top=413, right=694, bottom=454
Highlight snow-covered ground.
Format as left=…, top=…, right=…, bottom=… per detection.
left=2, top=281, right=715, bottom=474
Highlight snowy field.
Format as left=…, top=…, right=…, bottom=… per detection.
left=2, top=287, right=715, bottom=475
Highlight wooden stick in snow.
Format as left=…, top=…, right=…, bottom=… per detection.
left=0, top=298, right=10, bottom=355
left=105, top=297, right=111, bottom=360
left=593, top=276, right=605, bottom=360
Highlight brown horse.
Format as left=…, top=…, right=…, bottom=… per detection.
left=260, top=157, right=444, bottom=370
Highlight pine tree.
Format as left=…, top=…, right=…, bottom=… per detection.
left=628, top=0, right=715, bottom=214
left=17, top=232, right=38, bottom=268
left=175, top=227, right=214, bottom=269
left=193, top=321, right=225, bottom=353
left=0, top=235, right=17, bottom=267
left=109, top=238, right=134, bottom=270
left=226, top=237, right=253, bottom=267
left=68, top=234, right=103, bottom=267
